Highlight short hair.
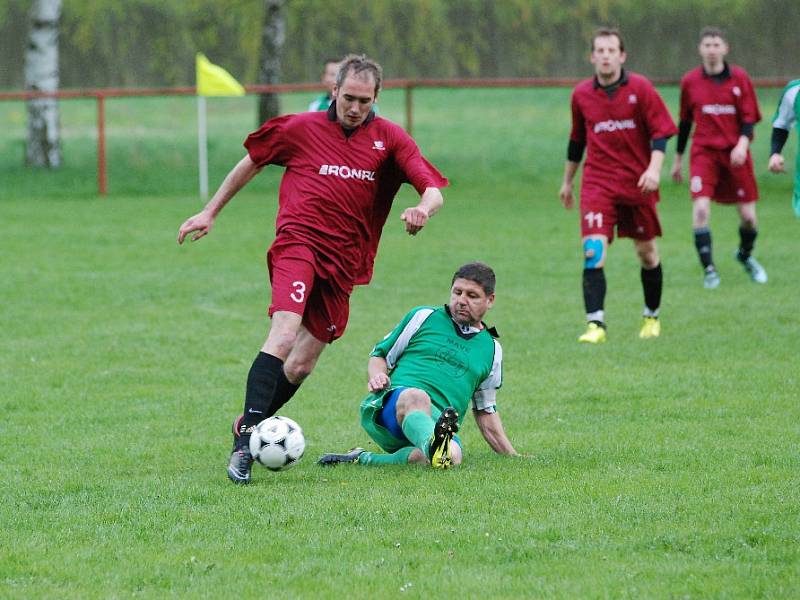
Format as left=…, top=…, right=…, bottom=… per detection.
left=336, top=54, right=383, bottom=95
left=699, top=26, right=726, bottom=42
left=591, top=27, right=625, bottom=53
left=452, top=262, right=496, bottom=295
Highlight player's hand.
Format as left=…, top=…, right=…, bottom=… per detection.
left=400, top=206, right=429, bottom=236
left=637, top=168, right=660, bottom=194
left=730, top=144, right=748, bottom=167
left=670, top=158, right=683, bottom=183
left=367, top=372, right=390, bottom=393
left=178, top=211, right=215, bottom=244
left=768, top=153, right=786, bottom=173
left=559, top=183, right=574, bottom=209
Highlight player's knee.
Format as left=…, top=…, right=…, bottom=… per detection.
left=396, top=388, right=432, bottom=415
left=693, top=207, right=710, bottom=225
left=636, top=244, right=659, bottom=268
left=583, top=238, right=605, bottom=269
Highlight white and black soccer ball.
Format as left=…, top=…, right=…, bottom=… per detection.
left=249, top=416, right=306, bottom=471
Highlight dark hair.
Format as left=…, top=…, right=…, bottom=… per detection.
left=699, top=26, right=726, bottom=42
left=336, top=54, right=383, bottom=95
left=592, top=27, right=625, bottom=53
left=452, top=262, right=496, bottom=295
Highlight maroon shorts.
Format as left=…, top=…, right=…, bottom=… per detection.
left=580, top=187, right=662, bottom=242
left=267, top=242, right=352, bottom=344
left=689, top=146, right=759, bottom=203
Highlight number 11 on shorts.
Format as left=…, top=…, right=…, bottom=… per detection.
left=584, top=211, right=603, bottom=229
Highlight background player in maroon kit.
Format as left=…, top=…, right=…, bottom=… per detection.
left=178, top=54, right=448, bottom=484
left=559, top=28, right=677, bottom=344
left=670, top=27, right=766, bottom=288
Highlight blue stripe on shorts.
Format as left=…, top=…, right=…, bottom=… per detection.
left=379, top=387, right=408, bottom=441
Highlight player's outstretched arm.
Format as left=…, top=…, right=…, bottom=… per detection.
left=400, top=187, right=443, bottom=236
left=177, top=155, right=261, bottom=244
left=474, top=409, right=518, bottom=456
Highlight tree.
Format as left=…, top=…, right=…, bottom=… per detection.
left=258, top=0, right=286, bottom=124
left=25, top=0, right=62, bottom=168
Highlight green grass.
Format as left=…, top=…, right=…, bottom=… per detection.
left=1, top=87, right=799, bottom=598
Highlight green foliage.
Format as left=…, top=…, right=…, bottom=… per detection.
left=1, top=87, right=800, bottom=597
left=1, top=0, right=799, bottom=89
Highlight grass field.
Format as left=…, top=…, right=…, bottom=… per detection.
left=1, top=86, right=799, bottom=598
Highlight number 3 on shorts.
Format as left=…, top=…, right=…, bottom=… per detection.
left=290, top=281, right=306, bottom=303
left=584, top=211, right=603, bottom=229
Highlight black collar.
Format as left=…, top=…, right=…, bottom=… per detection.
left=702, top=61, right=731, bottom=82
left=593, top=68, right=629, bottom=92
left=443, top=305, right=499, bottom=339
left=326, top=100, right=377, bottom=132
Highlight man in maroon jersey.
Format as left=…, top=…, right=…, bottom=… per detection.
left=670, top=27, right=766, bottom=289
left=177, top=54, right=448, bottom=484
left=559, top=28, right=677, bottom=344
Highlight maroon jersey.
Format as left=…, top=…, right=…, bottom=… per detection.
left=679, top=64, right=761, bottom=151
left=570, top=71, right=677, bottom=199
left=244, top=109, right=447, bottom=285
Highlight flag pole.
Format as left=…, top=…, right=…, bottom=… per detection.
left=197, top=95, right=209, bottom=201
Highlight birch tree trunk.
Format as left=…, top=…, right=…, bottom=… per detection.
left=25, top=0, right=62, bottom=168
left=257, top=0, right=286, bottom=125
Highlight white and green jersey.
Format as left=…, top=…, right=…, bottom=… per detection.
left=772, top=79, right=800, bottom=213
left=308, top=93, right=332, bottom=112
left=370, top=305, right=502, bottom=422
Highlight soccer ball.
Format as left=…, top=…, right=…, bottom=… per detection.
left=249, top=416, right=306, bottom=471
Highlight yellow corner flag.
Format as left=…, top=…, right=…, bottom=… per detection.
left=196, top=53, right=245, bottom=96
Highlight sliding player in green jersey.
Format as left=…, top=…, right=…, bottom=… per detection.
left=319, top=262, right=518, bottom=469
left=768, top=79, right=800, bottom=217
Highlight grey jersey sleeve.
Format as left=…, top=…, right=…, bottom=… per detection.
left=773, top=85, right=799, bottom=130
left=471, top=339, right=503, bottom=413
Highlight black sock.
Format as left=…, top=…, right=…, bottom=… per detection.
left=240, top=352, right=283, bottom=442
left=267, top=368, right=301, bottom=417
left=582, top=268, right=606, bottom=316
left=693, top=227, right=714, bottom=270
left=641, top=263, right=662, bottom=314
left=738, top=225, right=757, bottom=260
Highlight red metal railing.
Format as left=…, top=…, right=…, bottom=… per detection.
left=1, top=77, right=789, bottom=195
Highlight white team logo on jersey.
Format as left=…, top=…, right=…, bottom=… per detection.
left=318, top=164, right=376, bottom=181
left=733, top=86, right=741, bottom=97
left=593, top=119, right=636, bottom=134
left=701, top=104, right=737, bottom=115
left=737, top=188, right=745, bottom=197
left=691, top=176, right=703, bottom=193
left=372, top=140, right=385, bottom=150
left=628, top=94, right=638, bottom=104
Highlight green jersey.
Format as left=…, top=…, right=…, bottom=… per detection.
left=308, top=93, right=333, bottom=112
left=772, top=79, right=800, bottom=216
left=369, top=305, right=502, bottom=423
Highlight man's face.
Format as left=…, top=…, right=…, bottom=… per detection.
left=448, top=278, right=495, bottom=328
left=590, top=35, right=626, bottom=79
left=322, top=61, right=339, bottom=92
left=699, top=36, right=728, bottom=66
left=333, top=71, right=377, bottom=129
